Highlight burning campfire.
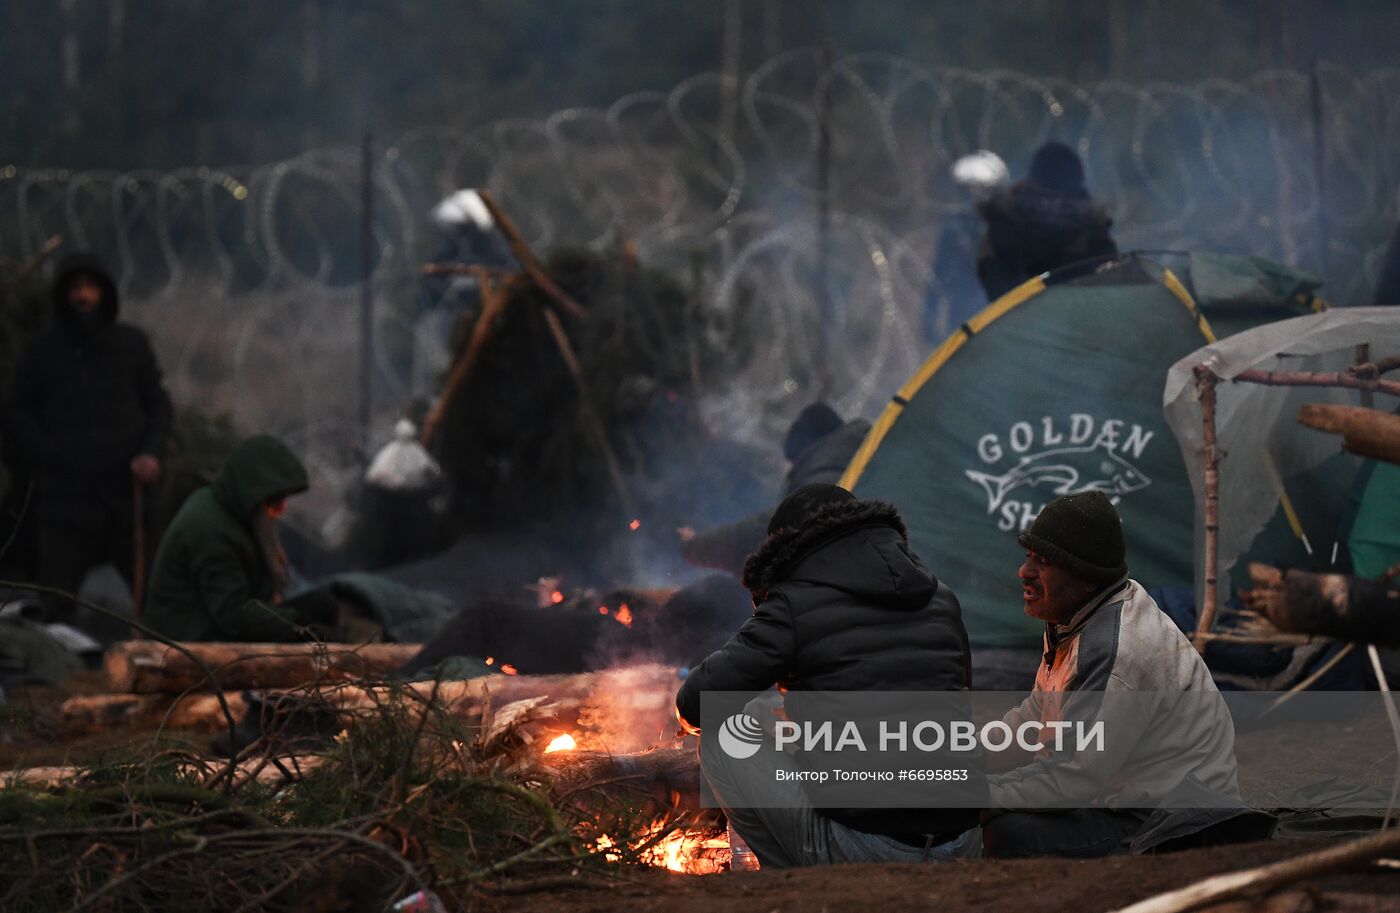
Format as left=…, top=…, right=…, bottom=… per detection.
left=593, top=820, right=732, bottom=875
left=538, top=717, right=735, bottom=874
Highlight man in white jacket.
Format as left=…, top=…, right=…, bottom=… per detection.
left=982, top=491, right=1245, bottom=857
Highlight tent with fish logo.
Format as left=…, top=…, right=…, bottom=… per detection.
left=839, top=252, right=1323, bottom=648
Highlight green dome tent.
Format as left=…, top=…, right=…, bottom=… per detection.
left=840, top=252, right=1323, bottom=648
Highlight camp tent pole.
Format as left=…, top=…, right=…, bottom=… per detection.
left=1193, top=365, right=1221, bottom=652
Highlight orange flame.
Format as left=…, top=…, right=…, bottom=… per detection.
left=550, top=590, right=565, bottom=605
left=614, top=603, right=633, bottom=627
left=629, top=518, right=642, bottom=531
left=500, top=663, right=518, bottom=676
left=598, top=605, right=610, bottom=615
left=592, top=819, right=731, bottom=874
left=544, top=733, right=577, bottom=753
left=485, top=656, right=494, bottom=665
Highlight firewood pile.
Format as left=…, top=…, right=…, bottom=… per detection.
left=0, top=637, right=721, bottom=910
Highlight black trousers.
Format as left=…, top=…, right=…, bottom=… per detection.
left=37, top=501, right=141, bottom=630
left=982, top=808, right=1143, bottom=858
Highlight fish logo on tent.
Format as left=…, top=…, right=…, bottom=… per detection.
left=965, top=446, right=1151, bottom=514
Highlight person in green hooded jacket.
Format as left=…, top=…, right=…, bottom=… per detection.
left=145, top=435, right=336, bottom=642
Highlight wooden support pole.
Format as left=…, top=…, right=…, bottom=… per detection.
left=540, top=307, right=636, bottom=517
left=420, top=265, right=511, bottom=447
left=474, top=190, right=587, bottom=321
left=1233, top=366, right=1400, bottom=398
left=1193, top=367, right=1222, bottom=651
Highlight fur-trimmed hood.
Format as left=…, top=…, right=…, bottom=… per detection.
left=742, top=499, right=936, bottom=609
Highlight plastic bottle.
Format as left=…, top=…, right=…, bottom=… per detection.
left=728, top=821, right=760, bottom=871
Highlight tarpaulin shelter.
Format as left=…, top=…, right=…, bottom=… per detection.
left=1163, top=307, right=1400, bottom=615
left=840, top=252, right=1322, bottom=648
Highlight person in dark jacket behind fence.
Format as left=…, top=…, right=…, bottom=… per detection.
left=144, top=435, right=338, bottom=642
left=976, top=141, right=1117, bottom=302
left=679, top=403, right=870, bottom=578
left=5, top=253, right=173, bottom=623
left=676, top=484, right=980, bottom=868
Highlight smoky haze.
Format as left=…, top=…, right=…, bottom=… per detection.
left=3, top=0, right=1399, bottom=605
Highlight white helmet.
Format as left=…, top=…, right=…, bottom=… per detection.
left=951, top=150, right=1009, bottom=191
left=430, top=189, right=494, bottom=231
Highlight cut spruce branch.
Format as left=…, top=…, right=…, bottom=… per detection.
left=1110, top=826, right=1400, bottom=913
left=1296, top=402, right=1400, bottom=466
left=104, top=640, right=423, bottom=694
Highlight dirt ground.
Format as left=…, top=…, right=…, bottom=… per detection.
left=486, top=842, right=1400, bottom=913
left=6, top=681, right=1400, bottom=912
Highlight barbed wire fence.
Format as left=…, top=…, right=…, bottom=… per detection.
left=3, top=49, right=1398, bottom=529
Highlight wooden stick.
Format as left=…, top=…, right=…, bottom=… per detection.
left=420, top=265, right=512, bottom=447
left=420, top=262, right=515, bottom=277
left=1233, top=367, right=1400, bottom=398
left=11, top=234, right=63, bottom=283
left=1110, top=826, right=1400, bottom=913
left=104, top=641, right=424, bottom=694
left=1194, top=366, right=1222, bottom=652
left=1193, top=631, right=1326, bottom=647
left=540, top=306, right=636, bottom=516
left=1266, top=642, right=1356, bottom=711
left=475, top=190, right=587, bottom=321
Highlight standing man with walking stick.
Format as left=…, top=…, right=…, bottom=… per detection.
left=5, top=252, right=172, bottom=638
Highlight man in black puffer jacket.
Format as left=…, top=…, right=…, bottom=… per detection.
left=676, top=484, right=979, bottom=868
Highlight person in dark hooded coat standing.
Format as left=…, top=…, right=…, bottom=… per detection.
left=6, top=253, right=173, bottom=622
left=976, top=141, right=1118, bottom=301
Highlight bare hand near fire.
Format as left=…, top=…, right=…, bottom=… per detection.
left=676, top=526, right=696, bottom=543
left=131, top=454, right=161, bottom=486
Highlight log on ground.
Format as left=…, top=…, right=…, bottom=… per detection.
left=1297, top=403, right=1400, bottom=466
left=104, top=640, right=423, bottom=694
